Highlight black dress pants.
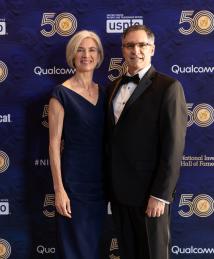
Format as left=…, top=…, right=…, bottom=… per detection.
left=111, top=202, right=170, bottom=259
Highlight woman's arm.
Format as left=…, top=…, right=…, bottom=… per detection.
left=48, top=98, right=71, bottom=218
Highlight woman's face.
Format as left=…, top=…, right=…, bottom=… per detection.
left=74, top=37, right=100, bottom=72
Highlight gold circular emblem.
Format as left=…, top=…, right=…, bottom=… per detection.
left=0, top=155, right=4, bottom=168
left=0, top=67, right=3, bottom=77
left=0, top=151, right=10, bottom=173
left=197, top=15, right=211, bottom=30
left=196, top=108, right=210, bottom=122
left=0, top=239, right=11, bottom=258
left=194, top=11, right=214, bottom=34
left=0, top=61, right=8, bottom=83
left=0, top=243, right=6, bottom=256
left=55, top=13, right=77, bottom=36
left=196, top=199, right=210, bottom=213
left=193, top=104, right=214, bottom=127
left=58, top=18, right=72, bottom=32
left=193, top=194, right=213, bottom=217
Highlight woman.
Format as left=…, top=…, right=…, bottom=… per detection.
left=48, top=30, right=106, bottom=259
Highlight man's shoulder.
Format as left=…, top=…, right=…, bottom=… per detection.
left=154, top=70, right=183, bottom=92
left=155, top=70, right=179, bottom=84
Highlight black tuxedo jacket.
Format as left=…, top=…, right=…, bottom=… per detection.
left=106, top=66, right=188, bottom=207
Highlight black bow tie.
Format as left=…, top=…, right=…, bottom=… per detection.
left=120, top=74, right=140, bottom=85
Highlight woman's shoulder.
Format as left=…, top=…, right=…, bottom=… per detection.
left=52, top=83, right=63, bottom=91
left=51, top=84, right=68, bottom=106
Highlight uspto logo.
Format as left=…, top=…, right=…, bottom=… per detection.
left=0, top=239, right=11, bottom=259
left=41, top=13, right=77, bottom=37
left=0, top=20, right=6, bottom=35
left=0, top=201, right=9, bottom=215
left=0, top=61, right=8, bottom=83
left=187, top=103, right=214, bottom=127
left=106, top=14, right=143, bottom=33
left=0, top=151, right=10, bottom=174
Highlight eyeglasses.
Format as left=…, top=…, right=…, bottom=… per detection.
left=122, top=42, right=152, bottom=50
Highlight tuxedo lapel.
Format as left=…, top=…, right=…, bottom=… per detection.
left=108, top=66, right=156, bottom=126
left=118, top=66, right=156, bottom=123
left=124, top=76, right=151, bottom=111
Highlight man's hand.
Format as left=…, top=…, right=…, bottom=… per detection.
left=146, top=196, right=165, bottom=217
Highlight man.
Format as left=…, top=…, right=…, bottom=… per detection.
left=107, top=25, right=187, bottom=259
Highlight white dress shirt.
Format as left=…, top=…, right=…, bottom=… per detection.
left=113, top=65, right=151, bottom=123
left=113, top=64, right=169, bottom=205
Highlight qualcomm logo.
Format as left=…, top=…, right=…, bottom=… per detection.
left=171, top=64, right=214, bottom=74
left=0, top=114, right=12, bottom=123
left=34, top=66, right=75, bottom=76
left=37, top=245, right=55, bottom=254
left=106, top=14, right=143, bottom=33
left=172, top=245, right=214, bottom=255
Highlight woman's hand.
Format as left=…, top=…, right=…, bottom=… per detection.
left=55, top=189, right=72, bottom=218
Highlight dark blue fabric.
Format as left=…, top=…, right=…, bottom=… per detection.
left=52, top=84, right=106, bottom=259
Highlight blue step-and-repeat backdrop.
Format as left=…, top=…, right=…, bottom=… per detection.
left=0, top=0, right=214, bottom=258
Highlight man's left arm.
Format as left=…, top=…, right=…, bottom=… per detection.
left=146, top=81, right=188, bottom=217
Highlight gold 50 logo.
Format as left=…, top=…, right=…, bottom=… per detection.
left=0, top=61, right=8, bottom=83
left=179, top=10, right=214, bottom=35
left=43, top=194, right=55, bottom=218
left=0, top=239, right=11, bottom=259
left=178, top=194, right=214, bottom=217
left=41, top=13, right=77, bottom=37
left=187, top=103, right=214, bottom=127
left=108, top=58, right=127, bottom=81
left=42, top=105, right=49, bottom=128
left=109, top=238, right=120, bottom=259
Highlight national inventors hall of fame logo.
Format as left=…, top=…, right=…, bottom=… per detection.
left=0, top=239, right=11, bottom=259
left=0, top=151, right=10, bottom=173
left=0, top=61, right=8, bottom=83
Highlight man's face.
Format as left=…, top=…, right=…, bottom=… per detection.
left=122, top=30, right=155, bottom=74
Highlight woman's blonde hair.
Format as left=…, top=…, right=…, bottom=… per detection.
left=66, top=30, right=104, bottom=69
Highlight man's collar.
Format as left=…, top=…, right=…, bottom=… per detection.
left=127, top=64, right=151, bottom=80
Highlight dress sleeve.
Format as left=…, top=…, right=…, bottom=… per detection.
left=51, top=85, right=64, bottom=107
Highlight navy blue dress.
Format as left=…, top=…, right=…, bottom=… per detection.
left=51, top=84, right=106, bottom=259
